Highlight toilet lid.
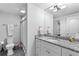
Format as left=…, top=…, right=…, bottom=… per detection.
left=6, top=43, right=14, bottom=47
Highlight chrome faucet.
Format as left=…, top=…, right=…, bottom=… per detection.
left=46, top=26, right=50, bottom=35
left=38, top=26, right=41, bottom=36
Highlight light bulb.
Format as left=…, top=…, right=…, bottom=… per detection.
left=49, top=6, right=54, bottom=10
left=53, top=8, right=57, bottom=12
left=60, top=5, right=66, bottom=9
left=20, top=10, right=26, bottom=13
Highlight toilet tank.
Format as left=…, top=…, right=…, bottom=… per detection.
left=7, top=37, right=14, bottom=44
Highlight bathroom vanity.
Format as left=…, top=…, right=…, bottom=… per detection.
left=35, top=35, right=79, bottom=56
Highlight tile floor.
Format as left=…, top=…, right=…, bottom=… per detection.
left=0, top=46, right=25, bottom=56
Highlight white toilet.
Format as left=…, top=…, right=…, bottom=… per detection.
left=6, top=36, right=14, bottom=56
left=6, top=24, right=15, bottom=56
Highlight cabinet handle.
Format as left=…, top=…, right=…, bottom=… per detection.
left=46, top=50, right=50, bottom=54
left=69, top=54, right=73, bottom=56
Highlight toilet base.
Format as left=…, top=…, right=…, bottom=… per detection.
left=7, top=49, right=14, bottom=56
left=6, top=44, right=14, bottom=56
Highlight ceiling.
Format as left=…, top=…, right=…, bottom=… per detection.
left=0, top=3, right=26, bottom=17
left=33, top=3, right=79, bottom=18
left=1, top=3, right=79, bottom=18
left=33, top=3, right=53, bottom=10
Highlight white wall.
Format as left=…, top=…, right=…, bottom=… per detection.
left=14, top=23, right=20, bottom=46
left=44, top=11, right=53, bottom=34
left=53, top=19, right=60, bottom=35
left=21, top=20, right=27, bottom=55
left=27, top=4, right=53, bottom=56
left=0, top=13, right=19, bottom=24
left=0, top=13, right=20, bottom=45
left=54, top=13, right=79, bottom=36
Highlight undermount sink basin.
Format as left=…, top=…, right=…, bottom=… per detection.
left=47, top=39, right=59, bottom=43
left=70, top=43, right=79, bottom=47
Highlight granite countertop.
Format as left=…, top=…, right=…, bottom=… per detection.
left=35, top=35, right=79, bottom=53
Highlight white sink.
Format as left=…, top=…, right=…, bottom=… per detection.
left=47, top=39, right=59, bottom=43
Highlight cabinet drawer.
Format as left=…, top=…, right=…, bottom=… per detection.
left=62, top=48, right=79, bottom=56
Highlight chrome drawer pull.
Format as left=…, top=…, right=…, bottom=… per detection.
left=46, top=50, right=50, bottom=54
left=69, top=54, right=73, bottom=56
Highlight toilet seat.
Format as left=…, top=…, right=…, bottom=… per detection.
left=6, top=44, right=14, bottom=48
left=6, top=43, right=14, bottom=56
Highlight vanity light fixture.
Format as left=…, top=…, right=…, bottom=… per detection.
left=53, top=8, right=57, bottom=12
left=49, top=3, right=66, bottom=12
left=20, top=9, right=26, bottom=14
left=20, top=16, right=27, bottom=23
left=17, top=8, right=26, bottom=14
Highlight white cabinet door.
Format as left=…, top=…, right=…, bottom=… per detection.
left=36, top=39, right=61, bottom=56
left=36, top=47, right=41, bottom=56
left=44, top=12, right=53, bottom=34
left=62, top=48, right=79, bottom=56
left=36, top=39, right=41, bottom=56
left=41, top=46, right=60, bottom=56
left=36, top=39, right=41, bottom=48
left=41, top=40, right=61, bottom=56
left=40, top=45, right=55, bottom=56
left=40, top=46, right=48, bottom=56
left=47, top=44, right=61, bottom=56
